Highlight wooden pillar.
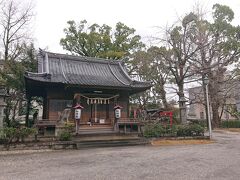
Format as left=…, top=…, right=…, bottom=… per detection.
left=25, top=96, right=31, bottom=127
left=90, top=104, right=93, bottom=120
left=138, top=125, right=141, bottom=134
left=42, top=96, right=47, bottom=119
left=106, top=104, right=109, bottom=119
left=127, top=92, right=129, bottom=118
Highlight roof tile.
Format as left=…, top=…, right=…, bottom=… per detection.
left=25, top=50, right=152, bottom=90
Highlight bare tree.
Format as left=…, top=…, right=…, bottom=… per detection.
left=0, top=0, right=34, bottom=61
left=159, top=13, right=201, bottom=123
left=189, top=4, right=240, bottom=127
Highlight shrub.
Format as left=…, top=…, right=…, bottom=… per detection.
left=221, top=121, right=240, bottom=128
left=63, top=123, right=74, bottom=132
left=0, top=127, right=36, bottom=145
left=143, top=124, right=164, bottom=138
left=18, top=128, right=37, bottom=142
left=2, top=127, right=18, bottom=144
left=143, top=124, right=178, bottom=137
left=59, top=131, right=71, bottom=141
left=189, top=124, right=204, bottom=136
left=165, top=124, right=178, bottom=136
left=189, top=119, right=207, bottom=128
left=177, top=124, right=204, bottom=137
left=0, top=129, right=6, bottom=144
left=143, top=123, right=204, bottom=138
left=176, top=125, right=189, bottom=136
left=58, top=124, right=73, bottom=141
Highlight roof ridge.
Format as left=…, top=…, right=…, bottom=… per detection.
left=39, top=49, right=121, bottom=65
left=26, top=49, right=152, bottom=91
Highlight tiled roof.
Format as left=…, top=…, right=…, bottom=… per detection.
left=25, top=50, right=151, bottom=90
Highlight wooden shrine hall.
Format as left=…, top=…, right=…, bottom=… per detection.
left=24, top=50, right=151, bottom=134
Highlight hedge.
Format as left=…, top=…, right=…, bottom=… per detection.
left=220, top=121, right=240, bottom=128
left=143, top=124, right=204, bottom=138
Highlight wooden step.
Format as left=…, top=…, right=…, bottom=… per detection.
left=79, top=125, right=113, bottom=129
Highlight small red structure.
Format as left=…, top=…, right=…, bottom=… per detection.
left=159, top=111, right=173, bottom=127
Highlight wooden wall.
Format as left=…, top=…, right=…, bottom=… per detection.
left=45, top=88, right=129, bottom=123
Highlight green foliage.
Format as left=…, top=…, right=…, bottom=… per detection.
left=59, top=131, right=71, bottom=141
left=0, top=127, right=36, bottom=147
left=213, top=4, right=234, bottom=23
left=189, top=119, right=207, bottom=128
left=190, top=124, right=205, bottom=136
left=0, top=44, right=37, bottom=91
left=18, top=127, right=37, bottom=142
left=0, top=43, right=37, bottom=127
left=63, top=124, right=74, bottom=132
left=220, top=121, right=240, bottom=128
left=60, top=20, right=144, bottom=60
left=143, top=124, right=165, bottom=138
left=129, top=46, right=170, bottom=108
left=143, top=124, right=204, bottom=138
left=1, top=127, right=18, bottom=144
left=143, top=124, right=178, bottom=138
left=177, top=124, right=204, bottom=137
left=0, top=129, right=4, bottom=143
left=176, top=125, right=189, bottom=137
left=165, top=124, right=178, bottom=136
left=58, top=124, right=73, bottom=141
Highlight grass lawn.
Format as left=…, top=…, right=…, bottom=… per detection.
left=151, top=139, right=214, bottom=146
left=215, top=128, right=240, bottom=133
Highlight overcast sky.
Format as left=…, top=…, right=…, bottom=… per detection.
left=33, top=0, right=240, bottom=53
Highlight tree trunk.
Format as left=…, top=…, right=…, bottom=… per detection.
left=161, top=91, right=169, bottom=109
left=178, top=83, right=187, bottom=124
left=158, top=81, right=169, bottom=109
left=211, top=103, right=220, bottom=128
left=209, top=81, right=221, bottom=128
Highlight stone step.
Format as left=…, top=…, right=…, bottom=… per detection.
left=75, top=138, right=148, bottom=149
left=76, top=128, right=114, bottom=135
left=79, top=124, right=112, bottom=129
left=76, top=126, right=115, bottom=136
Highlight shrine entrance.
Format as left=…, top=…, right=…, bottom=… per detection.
left=74, top=93, right=118, bottom=126
left=90, top=103, right=109, bottom=124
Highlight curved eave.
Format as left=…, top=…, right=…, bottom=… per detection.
left=25, top=75, right=151, bottom=96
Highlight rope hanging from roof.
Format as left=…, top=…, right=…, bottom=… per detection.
left=74, top=93, right=119, bottom=105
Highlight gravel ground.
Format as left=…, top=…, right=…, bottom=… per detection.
left=1, top=131, right=240, bottom=180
